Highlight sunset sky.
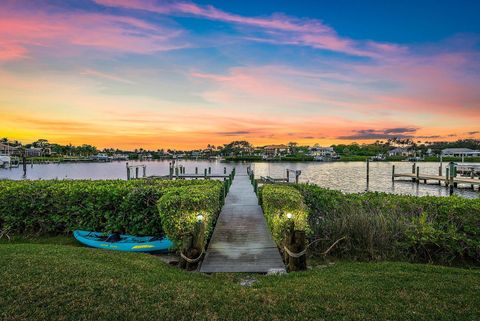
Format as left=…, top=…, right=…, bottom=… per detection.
left=1, top=0, right=479, bottom=149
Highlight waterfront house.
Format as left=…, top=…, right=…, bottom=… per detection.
left=441, top=148, right=480, bottom=157
left=25, top=146, right=51, bottom=157
left=262, top=144, right=289, bottom=158
left=0, top=143, right=20, bottom=156
left=308, top=146, right=336, bottom=158
left=387, top=147, right=411, bottom=157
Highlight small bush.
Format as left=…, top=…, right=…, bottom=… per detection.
left=297, top=184, right=480, bottom=265
left=157, top=182, right=224, bottom=248
left=259, top=184, right=309, bottom=244
left=0, top=179, right=217, bottom=238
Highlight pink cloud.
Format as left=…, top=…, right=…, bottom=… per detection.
left=93, top=0, right=404, bottom=58
left=0, top=8, right=186, bottom=60
left=0, top=42, right=28, bottom=61
left=94, top=0, right=331, bottom=33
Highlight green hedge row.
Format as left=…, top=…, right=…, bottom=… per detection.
left=296, top=184, right=480, bottom=265
left=157, top=182, right=224, bottom=249
left=0, top=179, right=223, bottom=241
left=259, top=185, right=309, bottom=244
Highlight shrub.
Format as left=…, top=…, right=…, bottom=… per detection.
left=0, top=179, right=217, bottom=238
left=259, top=184, right=309, bottom=244
left=157, top=181, right=224, bottom=248
left=296, top=184, right=480, bottom=265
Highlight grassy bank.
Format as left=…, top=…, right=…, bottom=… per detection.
left=1, top=239, right=479, bottom=321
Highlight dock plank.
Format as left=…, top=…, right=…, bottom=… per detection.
left=200, top=172, right=285, bottom=273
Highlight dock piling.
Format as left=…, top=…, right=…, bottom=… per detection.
left=284, top=219, right=307, bottom=272
left=392, top=165, right=395, bottom=181
left=366, top=159, right=370, bottom=186
left=22, top=152, right=27, bottom=176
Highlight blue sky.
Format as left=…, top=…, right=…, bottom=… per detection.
left=0, top=0, right=479, bottom=148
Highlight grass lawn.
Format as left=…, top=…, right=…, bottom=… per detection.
left=1, top=238, right=479, bottom=321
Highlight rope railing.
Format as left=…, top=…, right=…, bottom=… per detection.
left=180, top=250, right=204, bottom=264
left=284, top=236, right=347, bottom=258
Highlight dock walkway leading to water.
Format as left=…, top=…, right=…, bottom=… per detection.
left=200, top=170, right=285, bottom=273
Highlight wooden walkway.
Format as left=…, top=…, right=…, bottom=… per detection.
left=200, top=171, right=285, bottom=273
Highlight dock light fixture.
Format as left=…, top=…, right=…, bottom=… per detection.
left=196, top=214, right=204, bottom=222
left=286, top=213, right=293, bottom=219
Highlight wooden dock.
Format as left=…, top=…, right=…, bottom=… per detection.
left=393, top=172, right=480, bottom=187
left=392, top=163, right=480, bottom=191
left=200, top=171, right=285, bottom=273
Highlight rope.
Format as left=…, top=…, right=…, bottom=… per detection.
left=180, top=250, right=204, bottom=264
left=284, top=245, right=307, bottom=258
left=283, top=236, right=347, bottom=258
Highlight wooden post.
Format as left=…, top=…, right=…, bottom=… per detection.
left=284, top=219, right=306, bottom=271
left=411, top=163, right=416, bottom=182
left=195, top=167, right=198, bottom=174
left=135, top=167, right=139, bottom=179
left=224, top=167, right=226, bottom=174
left=286, top=169, right=290, bottom=182
left=208, top=167, right=211, bottom=174
left=446, top=168, right=450, bottom=186
left=391, top=165, right=395, bottom=181
left=204, top=168, right=207, bottom=178
left=416, top=166, right=420, bottom=184
left=143, top=166, right=146, bottom=177
left=175, top=167, right=179, bottom=178
left=438, top=165, right=442, bottom=185
left=22, top=151, right=26, bottom=177
left=296, top=171, right=300, bottom=184
left=179, top=234, right=193, bottom=269
left=451, top=162, right=458, bottom=187
left=284, top=219, right=294, bottom=264
left=471, top=171, right=475, bottom=190
left=185, top=220, right=205, bottom=271
left=366, top=159, right=370, bottom=187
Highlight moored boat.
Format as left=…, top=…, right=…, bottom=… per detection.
left=73, top=230, right=173, bottom=252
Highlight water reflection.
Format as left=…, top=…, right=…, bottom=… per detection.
left=1, top=160, right=478, bottom=199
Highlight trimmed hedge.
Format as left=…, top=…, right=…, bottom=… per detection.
left=0, top=179, right=221, bottom=239
left=296, top=184, right=480, bottom=265
left=157, top=181, right=224, bottom=248
left=259, top=185, right=309, bottom=244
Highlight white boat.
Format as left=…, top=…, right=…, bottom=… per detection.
left=91, top=153, right=111, bottom=162
left=0, top=155, right=11, bottom=168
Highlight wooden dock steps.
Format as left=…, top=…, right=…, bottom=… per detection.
left=200, top=171, right=285, bottom=273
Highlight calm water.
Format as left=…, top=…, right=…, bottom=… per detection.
left=1, top=160, right=479, bottom=198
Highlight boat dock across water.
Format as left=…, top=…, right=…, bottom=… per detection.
left=392, top=162, right=480, bottom=192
